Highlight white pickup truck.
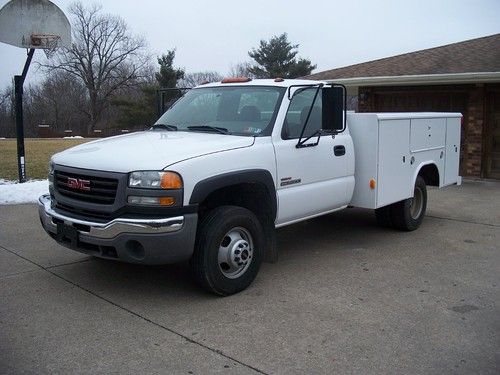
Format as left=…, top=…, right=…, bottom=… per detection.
left=39, top=78, right=462, bottom=295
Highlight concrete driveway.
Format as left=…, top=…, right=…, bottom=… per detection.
left=1, top=180, right=499, bottom=374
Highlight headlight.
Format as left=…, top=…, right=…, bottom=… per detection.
left=128, top=171, right=183, bottom=189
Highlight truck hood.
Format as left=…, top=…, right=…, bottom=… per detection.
left=52, top=131, right=255, bottom=173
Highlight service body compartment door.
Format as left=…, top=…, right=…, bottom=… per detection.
left=444, top=117, right=461, bottom=185
left=410, top=118, right=446, bottom=152
left=377, top=119, right=412, bottom=207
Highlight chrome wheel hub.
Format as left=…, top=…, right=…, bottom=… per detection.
left=410, top=186, right=424, bottom=220
left=218, top=227, right=254, bottom=279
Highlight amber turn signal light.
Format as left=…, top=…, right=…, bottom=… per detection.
left=160, top=172, right=183, bottom=189
left=159, top=197, right=175, bottom=206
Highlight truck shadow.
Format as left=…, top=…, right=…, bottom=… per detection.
left=276, top=207, right=394, bottom=255
left=65, top=207, right=398, bottom=298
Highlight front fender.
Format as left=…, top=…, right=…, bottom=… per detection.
left=189, top=169, right=277, bottom=219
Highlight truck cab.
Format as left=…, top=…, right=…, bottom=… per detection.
left=39, top=78, right=461, bottom=295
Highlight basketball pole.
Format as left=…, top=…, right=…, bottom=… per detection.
left=14, top=48, right=35, bottom=183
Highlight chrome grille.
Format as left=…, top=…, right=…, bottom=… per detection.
left=54, top=170, right=118, bottom=205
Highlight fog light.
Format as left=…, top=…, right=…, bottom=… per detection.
left=125, top=240, right=145, bottom=260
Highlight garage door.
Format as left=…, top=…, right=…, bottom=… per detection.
left=373, top=90, right=467, bottom=114
left=485, top=91, right=500, bottom=179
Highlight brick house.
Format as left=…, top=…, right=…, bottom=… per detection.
left=306, top=34, right=500, bottom=179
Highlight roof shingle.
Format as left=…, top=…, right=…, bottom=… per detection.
left=306, top=34, right=500, bottom=80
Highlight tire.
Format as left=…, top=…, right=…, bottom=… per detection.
left=190, top=206, right=264, bottom=296
left=390, top=175, right=427, bottom=231
left=375, top=205, right=393, bottom=227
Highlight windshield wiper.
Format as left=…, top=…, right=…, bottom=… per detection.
left=151, top=123, right=178, bottom=131
left=187, top=125, right=229, bottom=134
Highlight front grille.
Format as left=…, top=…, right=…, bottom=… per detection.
left=54, top=170, right=118, bottom=205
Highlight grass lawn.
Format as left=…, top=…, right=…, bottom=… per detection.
left=0, top=138, right=94, bottom=181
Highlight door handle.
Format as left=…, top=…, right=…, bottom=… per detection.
left=334, top=145, right=345, bottom=156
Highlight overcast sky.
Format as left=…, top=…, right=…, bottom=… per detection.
left=0, top=0, right=499, bottom=89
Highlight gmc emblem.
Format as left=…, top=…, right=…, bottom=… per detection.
left=67, top=177, right=90, bottom=191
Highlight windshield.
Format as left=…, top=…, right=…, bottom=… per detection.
left=154, top=86, right=286, bottom=136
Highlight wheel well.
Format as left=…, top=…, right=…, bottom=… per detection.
left=418, top=164, right=439, bottom=187
left=198, top=183, right=275, bottom=224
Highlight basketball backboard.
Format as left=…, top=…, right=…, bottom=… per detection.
left=0, top=0, right=71, bottom=50
left=1, top=0, right=72, bottom=183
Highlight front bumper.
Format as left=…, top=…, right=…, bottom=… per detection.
left=38, top=194, right=197, bottom=264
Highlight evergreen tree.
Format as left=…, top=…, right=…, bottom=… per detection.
left=155, top=50, right=185, bottom=88
left=112, top=85, right=158, bottom=129
left=248, top=33, right=316, bottom=79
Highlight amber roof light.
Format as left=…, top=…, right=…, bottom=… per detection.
left=221, top=77, right=252, bottom=83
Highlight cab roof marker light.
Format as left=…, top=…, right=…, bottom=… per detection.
left=221, top=77, right=252, bottom=84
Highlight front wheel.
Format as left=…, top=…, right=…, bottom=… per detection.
left=390, top=175, right=427, bottom=231
left=190, top=206, right=264, bottom=296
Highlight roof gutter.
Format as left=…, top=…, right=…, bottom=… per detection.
left=324, top=72, right=500, bottom=86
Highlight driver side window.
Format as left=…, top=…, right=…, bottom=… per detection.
left=282, top=88, right=323, bottom=140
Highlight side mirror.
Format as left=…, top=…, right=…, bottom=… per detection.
left=322, top=86, right=346, bottom=133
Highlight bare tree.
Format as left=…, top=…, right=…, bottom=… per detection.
left=44, top=2, right=150, bottom=132
left=0, top=87, right=13, bottom=137
left=30, top=71, right=87, bottom=134
left=0, top=87, right=11, bottom=107
left=228, top=62, right=255, bottom=78
left=178, top=71, right=223, bottom=88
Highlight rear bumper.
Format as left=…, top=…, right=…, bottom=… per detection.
left=38, top=194, right=197, bottom=264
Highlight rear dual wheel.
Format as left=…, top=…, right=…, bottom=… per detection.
left=375, top=176, right=427, bottom=231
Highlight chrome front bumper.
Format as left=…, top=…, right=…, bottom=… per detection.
left=38, top=194, right=198, bottom=264
left=38, top=194, right=183, bottom=239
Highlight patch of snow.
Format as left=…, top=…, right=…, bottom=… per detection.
left=0, top=179, right=16, bottom=185
left=0, top=137, right=6, bottom=140
left=63, top=136, right=84, bottom=139
left=0, top=179, right=49, bottom=205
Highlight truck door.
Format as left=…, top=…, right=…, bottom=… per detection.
left=273, top=87, right=353, bottom=225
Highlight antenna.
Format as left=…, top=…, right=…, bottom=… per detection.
left=0, top=0, right=71, bottom=182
